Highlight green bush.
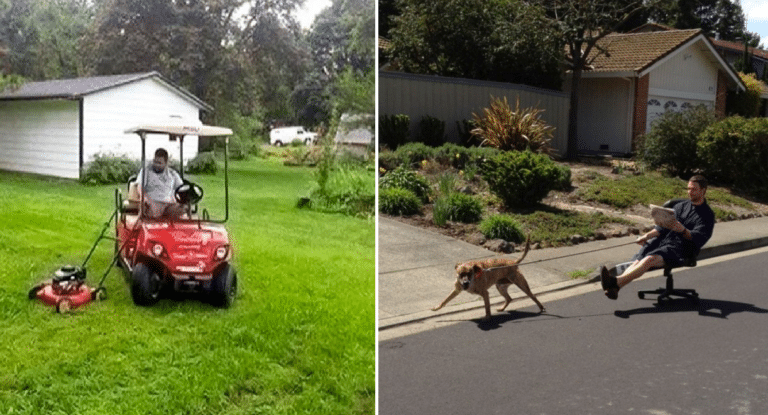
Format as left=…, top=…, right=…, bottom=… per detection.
left=378, top=166, right=431, bottom=203
left=434, top=143, right=472, bottom=169
left=379, top=187, right=422, bottom=216
left=479, top=215, right=525, bottom=243
left=456, top=119, right=477, bottom=147
left=639, top=104, right=717, bottom=177
left=394, top=142, right=436, bottom=168
left=481, top=150, right=565, bottom=208
left=698, top=116, right=768, bottom=188
left=432, top=193, right=483, bottom=224
left=378, top=150, right=404, bottom=172
left=727, top=72, right=763, bottom=118
left=379, top=114, right=410, bottom=150
left=80, top=153, right=140, bottom=185
left=416, top=115, right=445, bottom=147
left=185, top=152, right=218, bottom=175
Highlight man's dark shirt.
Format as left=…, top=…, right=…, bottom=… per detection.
left=635, top=199, right=715, bottom=266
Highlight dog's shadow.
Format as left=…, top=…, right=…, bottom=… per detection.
left=614, top=297, right=768, bottom=319
left=475, top=310, right=561, bottom=331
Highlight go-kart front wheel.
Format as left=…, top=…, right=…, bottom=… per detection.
left=131, top=263, right=161, bottom=306
left=211, top=264, right=237, bottom=308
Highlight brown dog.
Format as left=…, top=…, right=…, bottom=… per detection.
left=432, top=237, right=545, bottom=320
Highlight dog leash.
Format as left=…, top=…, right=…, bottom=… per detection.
left=478, top=240, right=639, bottom=271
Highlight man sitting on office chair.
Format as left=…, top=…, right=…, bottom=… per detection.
left=601, top=175, right=715, bottom=300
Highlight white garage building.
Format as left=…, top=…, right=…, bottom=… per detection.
left=0, top=72, right=211, bottom=179
left=567, top=27, right=745, bottom=155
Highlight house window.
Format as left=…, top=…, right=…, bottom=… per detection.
left=648, top=99, right=661, bottom=106
left=681, top=102, right=692, bottom=109
left=664, top=101, right=678, bottom=110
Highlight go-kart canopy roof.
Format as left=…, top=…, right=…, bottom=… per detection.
left=125, top=125, right=233, bottom=137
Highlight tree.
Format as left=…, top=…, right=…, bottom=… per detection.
left=0, top=0, right=91, bottom=79
left=645, top=0, right=752, bottom=42
left=386, top=0, right=563, bottom=90
left=294, top=0, right=374, bottom=127
left=538, top=0, right=647, bottom=159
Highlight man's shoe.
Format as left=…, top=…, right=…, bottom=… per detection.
left=601, top=266, right=620, bottom=300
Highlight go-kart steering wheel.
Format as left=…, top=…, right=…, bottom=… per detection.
left=175, top=181, right=204, bottom=205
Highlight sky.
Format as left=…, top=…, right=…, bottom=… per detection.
left=295, top=0, right=333, bottom=29
left=742, top=0, right=768, bottom=48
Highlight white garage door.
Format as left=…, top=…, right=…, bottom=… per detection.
left=646, top=96, right=713, bottom=132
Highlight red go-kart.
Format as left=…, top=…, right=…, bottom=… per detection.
left=115, top=125, right=237, bottom=307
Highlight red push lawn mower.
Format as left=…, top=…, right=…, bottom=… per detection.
left=29, top=124, right=237, bottom=312
left=116, top=125, right=237, bottom=308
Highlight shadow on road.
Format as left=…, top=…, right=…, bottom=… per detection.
left=614, top=298, right=768, bottom=319
left=475, top=310, right=564, bottom=331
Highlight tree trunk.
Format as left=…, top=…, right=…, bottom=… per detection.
left=566, top=66, right=582, bottom=160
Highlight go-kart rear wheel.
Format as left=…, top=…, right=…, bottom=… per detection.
left=131, top=263, right=161, bottom=306
left=211, top=264, right=237, bottom=308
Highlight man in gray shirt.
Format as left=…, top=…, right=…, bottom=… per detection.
left=137, top=148, right=184, bottom=219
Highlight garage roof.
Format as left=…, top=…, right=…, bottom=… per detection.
left=578, top=29, right=745, bottom=91
left=0, top=71, right=212, bottom=111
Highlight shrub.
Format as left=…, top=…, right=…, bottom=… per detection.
left=727, top=72, right=763, bottom=118
left=471, top=96, right=554, bottom=153
left=394, top=142, right=436, bottom=168
left=479, top=215, right=525, bottom=243
left=554, top=164, right=572, bottom=190
left=698, top=116, right=768, bottom=189
left=378, top=150, right=404, bottom=172
left=379, top=188, right=422, bottom=216
left=434, top=143, right=471, bottom=169
left=416, top=115, right=445, bottom=147
left=81, top=153, right=140, bottom=185
left=185, top=152, right=218, bottom=175
left=456, top=119, right=477, bottom=147
left=434, top=193, right=483, bottom=224
left=481, top=150, right=565, bottom=208
left=639, top=104, right=717, bottom=177
left=378, top=166, right=431, bottom=203
left=308, top=164, right=375, bottom=217
left=379, top=114, right=410, bottom=150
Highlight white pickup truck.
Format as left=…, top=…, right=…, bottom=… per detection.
left=269, top=126, right=317, bottom=146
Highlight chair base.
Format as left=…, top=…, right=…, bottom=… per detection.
left=637, top=267, right=699, bottom=303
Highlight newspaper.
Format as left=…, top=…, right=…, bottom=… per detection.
left=650, top=204, right=676, bottom=229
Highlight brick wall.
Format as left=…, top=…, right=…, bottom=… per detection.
left=715, top=70, right=728, bottom=117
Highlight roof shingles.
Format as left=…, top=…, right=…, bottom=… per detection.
left=584, top=29, right=701, bottom=73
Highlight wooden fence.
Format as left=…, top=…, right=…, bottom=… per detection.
left=379, top=71, right=570, bottom=156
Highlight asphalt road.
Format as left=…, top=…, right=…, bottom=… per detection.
left=378, top=248, right=768, bottom=415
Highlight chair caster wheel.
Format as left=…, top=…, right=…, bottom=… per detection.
left=638, top=292, right=645, bottom=299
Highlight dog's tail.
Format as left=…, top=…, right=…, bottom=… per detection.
left=513, top=234, right=531, bottom=265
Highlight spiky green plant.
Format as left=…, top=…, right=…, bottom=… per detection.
left=471, top=96, right=554, bottom=153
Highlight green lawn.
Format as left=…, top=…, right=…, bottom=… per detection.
left=0, top=158, right=375, bottom=414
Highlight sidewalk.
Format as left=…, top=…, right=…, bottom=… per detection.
left=378, top=215, right=768, bottom=329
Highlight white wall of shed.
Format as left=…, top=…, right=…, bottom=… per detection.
left=0, top=100, right=80, bottom=178
left=83, top=77, right=202, bottom=166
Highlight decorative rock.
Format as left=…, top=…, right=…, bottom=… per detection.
left=570, top=234, right=586, bottom=244
left=594, top=232, right=607, bottom=240
left=629, top=227, right=640, bottom=235
left=466, top=232, right=487, bottom=245
left=459, top=186, right=474, bottom=195
left=531, top=242, right=542, bottom=250
left=485, top=239, right=514, bottom=253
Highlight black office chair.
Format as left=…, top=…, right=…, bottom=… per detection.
left=637, top=198, right=700, bottom=304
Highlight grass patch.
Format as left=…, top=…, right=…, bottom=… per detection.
left=576, top=172, right=683, bottom=209
left=576, top=171, right=757, bottom=221
left=512, top=210, right=632, bottom=247
left=0, top=158, right=374, bottom=414
left=568, top=268, right=595, bottom=280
